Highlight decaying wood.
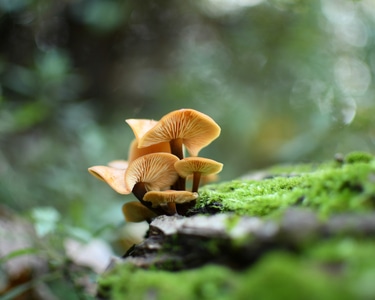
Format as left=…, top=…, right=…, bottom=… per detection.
left=115, top=208, right=375, bottom=271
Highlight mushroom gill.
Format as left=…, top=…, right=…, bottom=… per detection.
left=124, top=153, right=179, bottom=204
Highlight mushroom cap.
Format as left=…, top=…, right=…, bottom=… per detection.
left=143, top=190, right=198, bottom=208
left=138, top=109, right=221, bottom=156
left=124, top=153, right=179, bottom=192
left=122, top=201, right=157, bottom=222
left=125, top=119, right=158, bottom=141
left=174, top=157, right=223, bottom=178
left=127, top=139, right=170, bottom=163
left=88, top=165, right=131, bottom=194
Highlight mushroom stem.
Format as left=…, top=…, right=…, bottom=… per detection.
left=170, top=138, right=184, bottom=159
left=192, top=172, right=202, bottom=193
left=132, top=182, right=148, bottom=202
left=166, top=202, right=178, bottom=215
left=172, top=176, right=186, bottom=191
left=169, top=138, right=185, bottom=191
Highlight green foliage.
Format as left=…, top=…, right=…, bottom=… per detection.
left=74, top=1, right=128, bottom=33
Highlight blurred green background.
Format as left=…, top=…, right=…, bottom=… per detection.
left=1, top=0, right=375, bottom=239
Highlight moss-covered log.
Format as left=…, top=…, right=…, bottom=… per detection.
left=98, top=152, right=375, bottom=300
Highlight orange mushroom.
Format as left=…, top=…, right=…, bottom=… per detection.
left=88, top=153, right=180, bottom=214
left=124, top=153, right=180, bottom=205
left=88, top=138, right=170, bottom=195
left=138, top=109, right=221, bottom=159
left=122, top=201, right=157, bottom=223
left=143, top=190, right=198, bottom=215
left=89, top=109, right=223, bottom=220
left=174, top=157, right=223, bottom=192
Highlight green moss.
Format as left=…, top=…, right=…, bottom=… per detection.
left=198, top=176, right=305, bottom=216
left=98, top=264, right=238, bottom=300
left=198, top=154, right=375, bottom=218
left=306, top=238, right=375, bottom=299
left=235, top=252, right=354, bottom=300
left=99, top=238, right=375, bottom=300
left=345, top=151, right=373, bottom=164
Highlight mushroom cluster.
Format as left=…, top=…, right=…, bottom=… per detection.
left=88, top=109, right=223, bottom=222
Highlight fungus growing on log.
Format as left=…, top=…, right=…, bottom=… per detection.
left=88, top=108, right=223, bottom=221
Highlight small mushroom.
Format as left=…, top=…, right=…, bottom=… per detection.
left=138, top=109, right=221, bottom=159
left=174, top=157, right=223, bottom=192
left=122, top=201, right=157, bottom=223
left=143, top=190, right=198, bottom=215
left=124, top=153, right=180, bottom=205
left=88, top=165, right=131, bottom=195
left=88, top=138, right=170, bottom=195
